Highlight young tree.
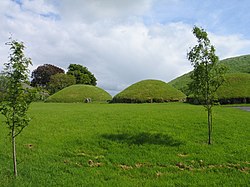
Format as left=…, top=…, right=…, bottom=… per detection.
left=187, top=26, right=227, bottom=144
left=67, top=64, right=97, bottom=86
left=0, top=39, right=35, bottom=176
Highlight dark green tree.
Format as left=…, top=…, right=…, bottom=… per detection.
left=31, top=64, right=64, bottom=88
left=67, top=64, right=97, bottom=86
left=0, top=39, right=35, bottom=176
left=48, top=73, right=76, bottom=94
left=0, top=74, right=9, bottom=101
left=187, top=26, right=227, bottom=144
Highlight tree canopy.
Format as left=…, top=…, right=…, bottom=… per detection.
left=48, top=73, right=76, bottom=94
left=67, top=64, right=97, bottom=86
left=0, top=74, right=9, bottom=101
left=31, top=64, right=64, bottom=88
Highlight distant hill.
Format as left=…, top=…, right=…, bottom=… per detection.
left=112, top=79, right=186, bottom=103
left=169, top=54, right=250, bottom=95
left=46, top=84, right=112, bottom=103
left=220, top=54, right=250, bottom=73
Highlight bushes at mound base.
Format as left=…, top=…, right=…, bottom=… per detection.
left=112, top=79, right=186, bottom=103
left=46, top=84, right=112, bottom=103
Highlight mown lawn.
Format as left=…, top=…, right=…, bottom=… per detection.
left=0, top=102, right=249, bottom=186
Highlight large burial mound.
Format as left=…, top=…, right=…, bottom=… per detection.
left=169, top=54, right=250, bottom=104
left=216, top=73, right=250, bottom=104
left=169, top=54, right=250, bottom=95
left=112, top=79, right=186, bottom=103
left=46, top=84, right=112, bottom=103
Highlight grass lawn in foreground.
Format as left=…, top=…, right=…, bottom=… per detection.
left=0, top=103, right=249, bottom=186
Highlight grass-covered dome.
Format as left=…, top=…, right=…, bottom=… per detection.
left=112, top=79, right=186, bottom=103
left=169, top=54, right=250, bottom=104
left=169, top=54, right=250, bottom=95
left=46, top=84, right=112, bottom=103
left=216, top=73, right=250, bottom=103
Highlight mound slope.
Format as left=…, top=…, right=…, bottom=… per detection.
left=112, top=79, right=186, bottom=103
left=46, top=84, right=112, bottom=103
left=169, top=54, right=250, bottom=95
left=216, top=73, right=250, bottom=104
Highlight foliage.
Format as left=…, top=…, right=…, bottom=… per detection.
left=0, top=39, right=35, bottom=176
left=67, top=64, right=97, bottom=86
left=48, top=73, right=76, bottom=94
left=31, top=87, right=50, bottom=101
left=112, top=79, right=186, bottom=103
left=46, top=84, right=112, bottom=103
left=31, top=64, right=64, bottom=88
left=0, top=102, right=249, bottom=186
left=187, top=26, right=227, bottom=144
left=0, top=74, right=9, bottom=101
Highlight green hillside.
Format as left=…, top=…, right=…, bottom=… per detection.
left=169, top=54, right=250, bottom=96
left=46, top=84, right=112, bottom=103
left=112, top=79, right=186, bottom=103
left=220, top=54, right=250, bottom=73
left=216, top=73, right=250, bottom=102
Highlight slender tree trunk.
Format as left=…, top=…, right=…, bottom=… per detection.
left=12, top=127, right=17, bottom=177
left=207, top=107, right=212, bottom=145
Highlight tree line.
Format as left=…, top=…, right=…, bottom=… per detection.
left=0, top=63, right=97, bottom=100
left=31, top=63, right=97, bottom=94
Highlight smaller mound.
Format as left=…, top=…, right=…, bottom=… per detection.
left=112, top=79, right=186, bottom=103
left=216, top=73, right=250, bottom=104
left=46, top=84, right=112, bottom=103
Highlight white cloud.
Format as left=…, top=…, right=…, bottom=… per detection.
left=1, top=0, right=250, bottom=96
left=210, top=34, right=250, bottom=59
left=58, top=0, right=152, bottom=23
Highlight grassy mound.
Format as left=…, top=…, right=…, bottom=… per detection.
left=169, top=54, right=250, bottom=95
left=216, top=73, right=250, bottom=103
left=220, top=54, right=250, bottom=73
left=46, top=84, right=112, bottom=103
left=112, top=79, right=186, bottom=103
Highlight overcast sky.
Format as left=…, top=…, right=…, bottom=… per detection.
left=1, top=0, right=250, bottom=95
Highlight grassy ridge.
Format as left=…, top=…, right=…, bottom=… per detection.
left=217, top=73, right=250, bottom=99
left=46, top=84, right=112, bottom=103
left=113, top=79, right=186, bottom=103
left=0, top=103, right=249, bottom=186
left=220, top=54, right=250, bottom=73
left=169, top=54, right=250, bottom=98
left=168, top=72, right=192, bottom=94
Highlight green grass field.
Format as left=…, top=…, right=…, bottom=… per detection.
left=0, top=103, right=249, bottom=186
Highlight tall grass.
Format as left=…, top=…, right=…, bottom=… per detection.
left=0, top=103, right=249, bottom=186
